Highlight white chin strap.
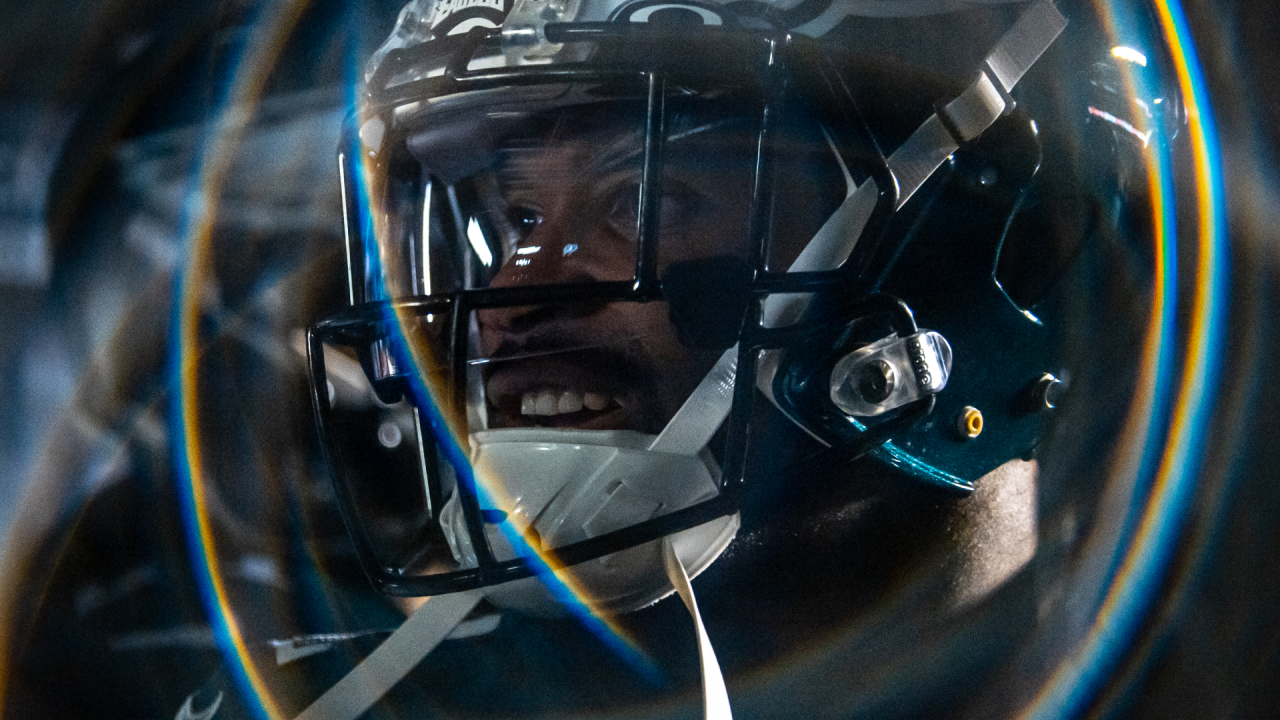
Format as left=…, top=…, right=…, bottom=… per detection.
left=290, top=547, right=732, bottom=720
left=290, top=4, right=1064, bottom=719
left=292, top=590, right=485, bottom=720
left=664, top=537, right=734, bottom=720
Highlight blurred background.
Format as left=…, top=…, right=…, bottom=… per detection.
left=0, top=0, right=1277, bottom=716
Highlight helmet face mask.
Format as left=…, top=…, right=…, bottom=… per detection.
left=308, top=0, right=1110, bottom=615
left=312, top=26, right=882, bottom=602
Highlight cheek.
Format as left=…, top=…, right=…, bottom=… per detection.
left=656, top=166, right=756, bottom=266
left=632, top=302, right=723, bottom=396
left=659, top=206, right=753, bottom=266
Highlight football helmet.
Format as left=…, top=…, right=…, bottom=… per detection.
left=306, top=0, right=1168, bottom=616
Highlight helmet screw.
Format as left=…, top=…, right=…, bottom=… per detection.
left=1033, top=373, right=1066, bottom=410
left=377, top=420, right=403, bottom=448
left=857, top=359, right=896, bottom=404
left=957, top=406, right=983, bottom=439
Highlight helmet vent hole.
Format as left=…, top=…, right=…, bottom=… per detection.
left=646, top=7, right=704, bottom=26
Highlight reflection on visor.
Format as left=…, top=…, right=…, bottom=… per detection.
left=355, top=82, right=844, bottom=304
left=467, top=335, right=650, bottom=364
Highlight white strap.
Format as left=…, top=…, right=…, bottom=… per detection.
left=760, top=175, right=881, bottom=328
left=986, top=0, right=1070, bottom=93
left=663, top=539, right=733, bottom=720
left=651, top=134, right=879, bottom=453
left=890, top=0, right=1066, bottom=208
left=650, top=346, right=738, bottom=455
left=293, top=591, right=483, bottom=720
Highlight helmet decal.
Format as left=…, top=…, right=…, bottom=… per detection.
left=609, top=0, right=737, bottom=26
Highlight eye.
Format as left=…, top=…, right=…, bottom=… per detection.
left=657, top=190, right=696, bottom=230
left=606, top=186, right=641, bottom=233
left=605, top=184, right=698, bottom=235
left=507, top=206, right=543, bottom=239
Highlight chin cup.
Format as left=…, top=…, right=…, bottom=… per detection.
left=439, top=428, right=739, bottom=616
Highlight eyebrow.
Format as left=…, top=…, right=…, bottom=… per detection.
left=496, top=127, right=643, bottom=195
left=497, top=114, right=752, bottom=194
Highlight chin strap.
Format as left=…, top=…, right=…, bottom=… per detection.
left=651, top=346, right=740, bottom=455
left=289, top=551, right=731, bottom=720
left=292, top=591, right=483, bottom=720
left=678, top=0, right=1067, bottom=439
left=778, top=0, right=1067, bottom=290
left=664, top=538, right=734, bottom=720
left=888, top=0, right=1066, bottom=209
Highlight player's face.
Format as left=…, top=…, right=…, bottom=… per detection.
left=475, top=115, right=760, bottom=434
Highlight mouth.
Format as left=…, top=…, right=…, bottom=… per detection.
left=481, top=349, right=653, bottom=431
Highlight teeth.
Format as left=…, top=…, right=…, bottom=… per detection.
left=518, top=389, right=615, bottom=416
left=558, top=391, right=583, bottom=413
left=534, top=391, right=558, bottom=416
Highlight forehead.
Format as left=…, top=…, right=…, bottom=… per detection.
left=496, top=112, right=646, bottom=191
left=495, top=104, right=763, bottom=185
left=398, top=82, right=769, bottom=182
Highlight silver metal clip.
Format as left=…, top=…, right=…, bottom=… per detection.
left=830, top=331, right=952, bottom=417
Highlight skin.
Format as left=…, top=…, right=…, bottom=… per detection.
left=476, top=113, right=759, bottom=434
left=474, top=105, right=836, bottom=434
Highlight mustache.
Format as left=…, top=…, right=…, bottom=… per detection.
left=478, top=326, right=650, bottom=364
left=479, top=329, right=671, bottom=433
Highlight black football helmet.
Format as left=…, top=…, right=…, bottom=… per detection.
left=306, top=0, right=1176, bottom=616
